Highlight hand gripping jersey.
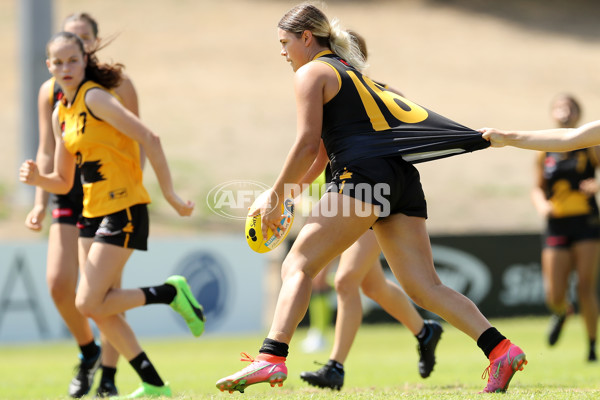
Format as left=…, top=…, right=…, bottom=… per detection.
left=315, top=51, right=489, bottom=173
left=59, top=80, right=150, bottom=218
left=543, top=149, right=599, bottom=218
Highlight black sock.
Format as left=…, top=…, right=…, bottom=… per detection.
left=79, top=340, right=100, bottom=360
left=100, top=366, right=117, bottom=384
left=129, top=352, right=164, bottom=387
left=258, top=338, right=289, bottom=357
left=477, top=327, right=506, bottom=358
left=416, top=323, right=430, bottom=342
left=327, top=359, right=344, bottom=372
left=141, top=284, right=177, bottom=305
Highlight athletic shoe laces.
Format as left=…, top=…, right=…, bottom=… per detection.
left=233, top=352, right=265, bottom=375
left=481, top=364, right=492, bottom=381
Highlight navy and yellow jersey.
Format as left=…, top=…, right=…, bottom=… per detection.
left=542, top=149, right=599, bottom=218
left=315, top=51, right=489, bottom=173
left=58, top=80, right=150, bottom=218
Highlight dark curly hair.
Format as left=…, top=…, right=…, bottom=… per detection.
left=46, top=31, right=123, bottom=89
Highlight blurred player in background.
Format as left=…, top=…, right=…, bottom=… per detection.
left=489, top=94, right=599, bottom=362
left=216, top=3, right=526, bottom=394
left=23, top=13, right=140, bottom=398
left=533, top=94, right=599, bottom=361
left=300, top=31, right=442, bottom=391
left=20, top=31, right=203, bottom=399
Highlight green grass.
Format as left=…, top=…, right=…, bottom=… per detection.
left=0, top=316, right=599, bottom=399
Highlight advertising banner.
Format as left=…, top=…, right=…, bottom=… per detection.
left=0, top=236, right=267, bottom=342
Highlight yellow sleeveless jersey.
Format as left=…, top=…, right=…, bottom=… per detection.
left=49, top=76, right=123, bottom=108
left=59, top=80, right=150, bottom=218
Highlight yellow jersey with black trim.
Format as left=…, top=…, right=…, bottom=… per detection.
left=315, top=52, right=489, bottom=173
left=50, top=77, right=123, bottom=109
left=59, top=80, right=150, bottom=218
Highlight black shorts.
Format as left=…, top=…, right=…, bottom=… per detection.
left=78, top=204, right=149, bottom=251
left=326, top=156, right=427, bottom=219
left=50, top=173, right=83, bottom=225
left=544, top=214, right=600, bottom=249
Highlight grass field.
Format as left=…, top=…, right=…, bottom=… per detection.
left=1, top=316, right=598, bottom=399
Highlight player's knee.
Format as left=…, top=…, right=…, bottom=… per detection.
left=75, top=295, right=98, bottom=319
left=284, top=246, right=322, bottom=275
left=280, top=257, right=297, bottom=280
left=47, top=278, right=76, bottom=305
left=281, top=255, right=310, bottom=283
left=334, top=272, right=360, bottom=297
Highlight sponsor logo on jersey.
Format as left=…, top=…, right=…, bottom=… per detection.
left=109, top=188, right=127, bottom=200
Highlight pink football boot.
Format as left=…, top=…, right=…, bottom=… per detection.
left=216, top=353, right=287, bottom=394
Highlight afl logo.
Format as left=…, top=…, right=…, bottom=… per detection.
left=206, top=180, right=271, bottom=220
left=174, top=251, right=232, bottom=332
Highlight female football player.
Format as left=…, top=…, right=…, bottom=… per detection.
left=216, top=3, right=526, bottom=394
left=20, top=31, right=203, bottom=399
left=24, top=13, right=140, bottom=398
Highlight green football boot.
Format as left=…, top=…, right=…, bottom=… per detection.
left=114, top=382, right=172, bottom=398
left=165, top=275, right=205, bottom=337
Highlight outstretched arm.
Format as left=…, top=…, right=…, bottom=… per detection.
left=481, top=120, right=600, bottom=151
left=84, top=88, right=194, bottom=216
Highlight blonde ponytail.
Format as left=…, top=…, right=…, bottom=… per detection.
left=328, top=18, right=366, bottom=71
left=278, top=3, right=367, bottom=71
